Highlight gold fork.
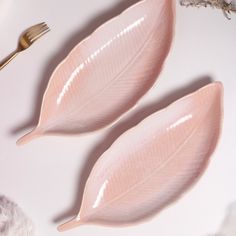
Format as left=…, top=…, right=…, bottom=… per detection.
left=0, top=22, right=50, bottom=70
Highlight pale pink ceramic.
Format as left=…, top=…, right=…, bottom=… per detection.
left=17, top=0, right=175, bottom=145
left=58, top=82, right=223, bottom=232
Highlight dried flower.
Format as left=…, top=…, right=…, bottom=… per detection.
left=0, top=196, right=35, bottom=236
left=180, top=0, right=236, bottom=19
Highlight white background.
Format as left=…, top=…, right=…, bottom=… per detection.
left=0, top=0, right=236, bottom=235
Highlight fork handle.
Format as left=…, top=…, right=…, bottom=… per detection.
left=0, top=50, right=20, bottom=70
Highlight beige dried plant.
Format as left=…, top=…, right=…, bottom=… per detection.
left=180, top=0, right=236, bottom=19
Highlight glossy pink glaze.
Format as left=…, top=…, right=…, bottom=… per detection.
left=17, top=0, right=175, bottom=145
left=58, top=82, right=223, bottom=232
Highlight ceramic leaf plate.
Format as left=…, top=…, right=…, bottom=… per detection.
left=58, top=82, right=223, bottom=232
left=17, top=0, right=175, bottom=145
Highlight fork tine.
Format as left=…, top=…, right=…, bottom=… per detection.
left=26, top=23, right=48, bottom=35
left=27, top=24, right=50, bottom=42
left=26, top=22, right=46, bottom=33
left=29, top=27, right=50, bottom=43
left=27, top=24, right=49, bottom=39
left=32, top=26, right=49, bottom=39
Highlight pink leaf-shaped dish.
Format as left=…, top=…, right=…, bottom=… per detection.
left=17, top=0, right=175, bottom=145
left=58, top=82, right=223, bottom=232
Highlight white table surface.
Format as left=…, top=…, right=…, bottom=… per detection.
left=1, top=1, right=236, bottom=236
